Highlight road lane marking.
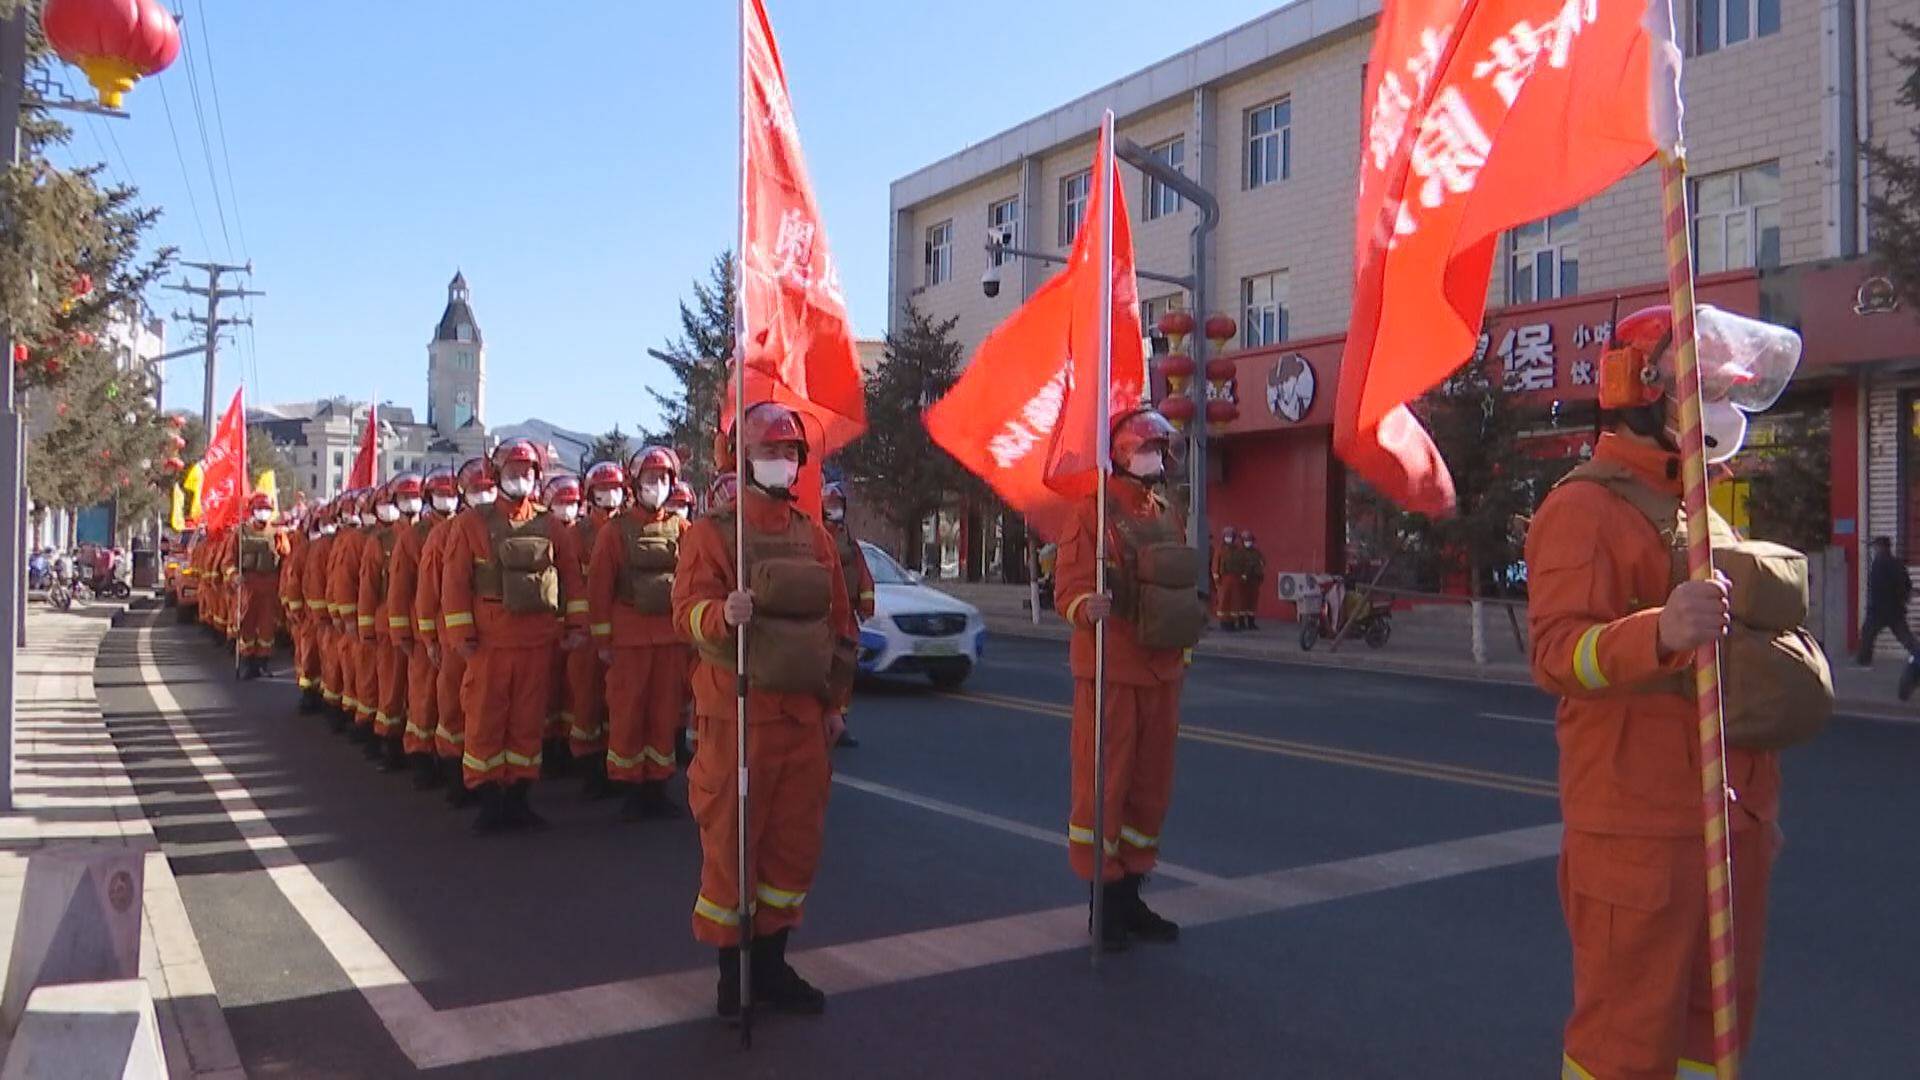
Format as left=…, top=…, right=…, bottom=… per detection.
left=942, top=690, right=1559, bottom=799
left=1479, top=711, right=1557, bottom=728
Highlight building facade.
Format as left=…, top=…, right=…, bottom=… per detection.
left=890, top=0, right=1920, bottom=644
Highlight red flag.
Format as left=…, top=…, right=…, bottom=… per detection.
left=733, top=0, right=865, bottom=457
left=348, top=400, right=378, bottom=489
left=198, top=388, right=247, bottom=533
left=926, top=123, right=1143, bottom=537
left=1335, top=0, right=1684, bottom=513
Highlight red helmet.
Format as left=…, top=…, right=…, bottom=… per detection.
left=667, top=481, right=696, bottom=510
left=1111, top=407, right=1178, bottom=468
left=490, top=438, right=545, bottom=482
left=708, top=471, right=739, bottom=512
left=542, top=473, right=582, bottom=506
left=347, top=488, right=373, bottom=518
left=740, top=403, right=810, bottom=465
left=627, top=445, right=681, bottom=486
left=823, top=481, right=849, bottom=513
left=387, top=472, right=425, bottom=502
left=423, top=466, right=458, bottom=500
left=246, top=491, right=273, bottom=514
left=368, top=484, right=393, bottom=510
left=456, top=456, right=494, bottom=496
left=1598, top=305, right=1672, bottom=410
left=584, top=460, right=626, bottom=496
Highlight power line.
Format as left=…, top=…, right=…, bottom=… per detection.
left=155, top=74, right=213, bottom=257
left=177, top=16, right=232, bottom=257
left=191, top=0, right=248, bottom=260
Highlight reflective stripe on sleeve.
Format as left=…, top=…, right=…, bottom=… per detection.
left=357, top=616, right=375, bottom=627
left=1119, top=825, right=1158, bottom=850
left=417, top=618, right=436, bottom=633
left=688, top=600, right=714, bottom=647
left=565, top=599, right=589, bottom=616
left=1572, top=625, right=1609, bottom=690
left=590, top=622, right=612, bottom=637
left=1064, top=594, right=1089, bottom=624
left=443, top=612, right=474, bottom=628
left=388, top=615, right=409, bottom=629
left=286, top=599, right=305, bottom=610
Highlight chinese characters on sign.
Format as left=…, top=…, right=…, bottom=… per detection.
left=1499, top=323, right=1555, bottom=391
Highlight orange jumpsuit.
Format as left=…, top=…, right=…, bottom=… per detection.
left=230, top=523, right=290, bottom=659
left=567, top=507, right=618, bottom=759
left=190, top=540, right=212, bottom=627
left=1239, top=543, right=1267, bottom=621
left=389, top=513, right=443, bottom=757
left=589, top=507, right=687, bottom=784
left=210, top=534, right=236, bottom=638
left=417, top=513, right=467, bottom=761
left=1526, top=433, right=1780, bottom=1080
left=1210, top=542, right=1238, bottom=624
left=673, top=490, right=850, bottom=947
left=359, top=523, right=406, bottom=740
left=327, top=526, right=371, bottom=725
left=282, top=532, right=317, bottom=694
left=302, top=532, right=340, bottom=708
left=439, top=497, right=588, bottom=788
left=1055, top=477, right=1186, bottom=883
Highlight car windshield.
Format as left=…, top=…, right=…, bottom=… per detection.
left=859, top=542, right=913, bottom=585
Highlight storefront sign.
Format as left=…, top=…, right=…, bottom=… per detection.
left=1266, top=353, right=1316, bottom=422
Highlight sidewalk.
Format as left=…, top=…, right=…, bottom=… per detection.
left=0, top=603, right=242, bottom=1078
left=939, top=581, right=1918, bottom=721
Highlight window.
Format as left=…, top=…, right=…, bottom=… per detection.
left=1694, top=0, right=1780, bottom=54
left=1508, top=210, right=1580, bottom=304
left=1141, top=294, right=1186, bottom=355
left=1247, top=99, right=1292, bottom=189
left=987, top=197, right=1019, bottom=266
left=1143, top=137, right=1185, bottom=221
left=1241, top=271, right=1289, bottom=348
left=1059, top=170, right=1090, bottom=246
left=456, top=323, right=473, bottom=343
left=1691, top=162, right=1781, bottom=273
left=333, top=451, right=344, bottom=469
left=924, top=220, right=953, bottom=287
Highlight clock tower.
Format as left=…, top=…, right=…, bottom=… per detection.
left=427, top=271, right=485, bottom=434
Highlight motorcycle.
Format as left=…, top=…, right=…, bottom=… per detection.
left=1298, top=585, right=1393, bottom=651
left=45, top=577, right=90, bottom=611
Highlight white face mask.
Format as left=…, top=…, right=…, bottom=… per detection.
left=1127, top=450, right=1165, bottom=480
left=638, top=479, right=670, bottom=510
left=467, top=488, right=497, bottom=507
left=750, top=458, right=799, bottom=493
left=321, top=524, right=337, bottom=537
left=594, top=488, right=625, bottom=510
left=251, top=509, right=272, bottom=525
left=310, top=530, right=325, bottom=541
left=431, top=495, right=459, bottom=515
left=342, top=513, right=361, bottom=528
left=556, top=503, right=580, bottom=524
left=499, top=475, right=535, bottom=500
left=824, top=507, right=845, bottom=523
left=375, top=504, right=400, bottom=524
left=397, top=497, right=423, bottom=516
left=671, top=507, right=690, bottom=521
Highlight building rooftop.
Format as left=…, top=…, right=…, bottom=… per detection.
left=434, top=270, right=483, bottom=345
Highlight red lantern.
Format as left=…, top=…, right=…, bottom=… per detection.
left=45, top=358, right=62, bottom=376
left=55, top=402, right=69, bottom=418
left=1204, top=357, right=1237, bottom=384
left=41, top=0, right=182, bottom=110
left=1160, top=395, right=1197, bottom=431
left=166, top=414, right=186, bottom=429
left=1205, top=399, right=1240, bottom=431
left=99, top=449, right=112, bottom=462
left=167, top=433, right=186, bottom=451
left=164, top=456, right=184, bottom=472
left=1204, top=314, right=1238, bottom=349
left=73, top=330, right=96, bottom=349
left=1158, top=310, right=1195, bottom=340
left=71, top=273, right=93, bottom=299
left=1158, top=353, right=1195, bottom=395
left=11, top=343, right=27, bottom=366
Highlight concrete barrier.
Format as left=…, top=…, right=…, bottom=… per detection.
left=1, top=848, right=143, bottom=1035
left=1, top=981, right=165, bottom=1080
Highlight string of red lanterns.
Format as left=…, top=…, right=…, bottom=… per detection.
left=1151, top=311, right=1241, bottom=435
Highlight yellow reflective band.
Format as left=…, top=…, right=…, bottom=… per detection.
left=417, top=618, right=435, bottom=632
left=606, top=748, right=644, bottom=770
left=342, top=696, right=359, bottom=710
left=443, top=612, right=474, bottom=628
left=859, top=590, right=875, bottom=601
left=357, top=616, right=375, bottom=627
left=642, top=746, right=677, bottom=767
left=569, top=723, right=604, bottom=742
left=388, top=615, right=409, bottom=629
left=694, top=895, right=741, bottom=927
left=504, top=750, right=542, bottom=768
left=322, top=690, right=339, bottom=702
left=565, top=599, right=589, bottom=615
left=755, top=883, right=806, bottom=909
left=1676, top=1061, right=1716, bottom=1080
left=590, top=622, right=612, bottom=637
left=688, top=600, right=714, bottom=647
left=473, top=556, right=490, bottom=565
left=405, top=722, right=434, bottom=741
left=1065, top=594, right=1089, bottom=623
left=297, top=677, right=314, bottom=689
left=1573, top=624, right=1609, bottom=690
left=1120, top=825, right=1158, bottom=849
left=286, top=600, right=305, bottom=610
left=1560, top=1056, right=1597, bottom=1080
left=434, top=726, right=465, bottom=747
left=1067, top=824, right=1119, bottom=855
left=462, top=751, right=507, bottom=774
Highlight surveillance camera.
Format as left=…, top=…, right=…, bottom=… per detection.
left=981, top=262, right=1002, bottom=299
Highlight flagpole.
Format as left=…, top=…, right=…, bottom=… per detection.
left=1089, top=109, right=1115, bottom=966
left=733, top=0, right=755, bottom=1048
left=1658, top=149, right=1740, bottom=1080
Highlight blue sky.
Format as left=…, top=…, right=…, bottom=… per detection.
left=51, top=0, right=1279, bottom=436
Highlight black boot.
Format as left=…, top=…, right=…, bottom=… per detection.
left=618, top=784, right=650, bottom=823
left=751, top=929, right=825, bottom=1015
left=445, top=762, right=476, bottom=807
left=471, top=784, right=508, bottom=835
left=377, top=737, right=408, bottom=773
left=410, top=753, right=442, bottom=790
left=1091, top=881, right=1131, bottom=952
left=675, top=728, right=695, bottom=769
left=328, top=708, right=350, bottom=734
left=716, top=946, right=742, bottom=1020
left=541, top=738, right=571, bottom=779
left=1245, top=618, right=1260, bottom=631
left=1120, top=874, right=1179, bottom=943
left=641, top=779, right=683, bottom=820
left=298, top=688, right=322, bottom=714
left=504, top=781, right=548, bottom=831
left=579, top=754, right=618, bottom=801
left=361, top=729, right=386, bottom=760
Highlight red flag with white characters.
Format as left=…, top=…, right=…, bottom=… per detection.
left=1335, top=0, right=1684, bottom=513
left=198, top=387, right=248, bottom=533
left=734, top=0, right=865, bottom=457
left=926, top=123, right=1143, bottom=538
left=348, top=400, right=378, bottom=489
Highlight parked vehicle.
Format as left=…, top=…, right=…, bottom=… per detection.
left=1299, top=579, right=1393, bottom=652
left=855, top=542, right=986, bottom=689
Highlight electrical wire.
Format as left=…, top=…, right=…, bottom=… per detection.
left=155, top=74, right=214, bottom=258
left=177, top=15, right=232, bottom=258
left=192, top=0, right=249, bottom=262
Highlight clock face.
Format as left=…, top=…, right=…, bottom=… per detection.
left=456, top=390, right=472, bottom=406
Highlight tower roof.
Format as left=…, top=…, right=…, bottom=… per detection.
left=434, top=271, right=482, bottom=345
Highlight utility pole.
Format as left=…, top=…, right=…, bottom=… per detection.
left=1, top=5, right=27, bottom=813
left=165, top=261, right=261, bottom=427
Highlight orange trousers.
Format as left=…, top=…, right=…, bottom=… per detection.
left=319, top=625, right=343, bottom=708
left=1068, top=678, right=1180, bottom=883
left=688, top=712, right=830, bottom=947
left=294, top=618, right=322, bottom=694
left=434, top=647, right=469, bottom=760
left=605, top=644, right=688, bottom=784
left=372, top=641, right=406, bottom=739
left=403, top=648, right=438, bottom=755
left=1560, top=824, right=1778, bottom=1080
left=234, top=577, right=280, bottom=657
left=353, top=639, right=379, bottom=727
left=335, top=627, right=361, bottom=715
left=565, top=647, right=607, bottom=757
left=459, top=642, right=553, bottom=789
left=545, top=646, right=569, bottom=742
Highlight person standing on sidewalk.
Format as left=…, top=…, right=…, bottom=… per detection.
left=1238, top=532, right=1266, bottom=632
left=1857, top=536, right=1916, bottom=666
left=1211, top=526, right=1238, bottom=630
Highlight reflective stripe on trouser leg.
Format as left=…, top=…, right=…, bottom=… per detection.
left=403, top=649, right=438, bottom=755
left=461, top=643, right=553, bottom=788
left=565, top=644, right=606, bottom=755
left=436, top=647, right=468, bottom=760
left=1068, top=679, right=1180, bottom=882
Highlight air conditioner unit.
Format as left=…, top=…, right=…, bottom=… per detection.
left=1274, top=572, right=1319, bottom=602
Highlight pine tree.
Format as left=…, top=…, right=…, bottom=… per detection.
left=643, top=253, right=733, bottom=492
left=585, top=425, right=633, bottom=469
left=1866, top=21, right=1920, bottom=308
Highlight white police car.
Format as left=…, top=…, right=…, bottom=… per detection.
left=856, top=541, right=985, bottom=688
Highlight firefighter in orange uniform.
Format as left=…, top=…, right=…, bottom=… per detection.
left=590, top=446, right=690, bottom=821
left=229, top=492, right=289, bottom=679
left=304, top=502, right=342, bottom=715
left=283, top=505, right=321, bottom=710
left=392, top=468, right=455, bottom=787
left=674, top=404, right=849, bottom=1018
left=419, top=459, right=493, bottom=802
left=1054, top=407, right=1201, bottom=951
left=1237, top=531, right=1266, bottom=631
left=821, top=481, right=870, bottom=749
left=439, top=439, right=589, bottom=833
left=569, top=461, right=627, bottom=799
left=327, top=490, right=371, bottom=733
left=541, top=473, right=585, bottom=774
left=1526, top=305, right=1806, bottom=1080
left=1212, top=525, right=1239, bottom=630
left=210, top=526, right=237, bottom=642
left=362, top=477, right=418, bottom=770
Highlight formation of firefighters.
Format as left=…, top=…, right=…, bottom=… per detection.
left=168, top=300, right=1823, bottom=1073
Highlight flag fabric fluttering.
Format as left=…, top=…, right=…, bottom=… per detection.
left=168, top=482, right=188, bottom=532
left=179, top=460, right=204, bottom=526
left=198, top=387, right=248, bottom=533
left=1334, top=0, right=1685, bottom=513
left=348, top=400, right=379, bottom=490
left=255, top=469, right=277, bottom=511
left=926, top=123, right=1143, bottom=538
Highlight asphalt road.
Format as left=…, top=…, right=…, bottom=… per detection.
left=90, top=610, right=1920, bottom=1078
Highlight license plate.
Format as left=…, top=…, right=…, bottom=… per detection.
left=914, top=641, right=961, bottom=657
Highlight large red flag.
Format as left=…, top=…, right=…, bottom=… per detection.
left=1335, top=0, right=1684, bottom=513
left=926, top=124, right=1142, bottom=538
left=348, top=400, right=378, bottom=489
left=198, top=387, right=247, bottom=533
left=733, top=0, right=865, bottom=459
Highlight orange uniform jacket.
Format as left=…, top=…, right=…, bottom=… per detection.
left=328, top=529, right=368, bottom=633
left=358, top=526, right=398, bottom=644
left=388, top=516, right=435, bottom=645
left=301, top=533, right=334, bottom=620
left=588, top=508, right=681, bottom=648
left=438, top=500, right=589, bottom=651
left=1526, top=433, right=1780, bottom=836
left=281, top=531, right=309, bottom=621
left=671, top=493, right=851, bottom=723
left=1055, top=478, right=1186, bottom=687
left=414, top=515, right=457, bottom=647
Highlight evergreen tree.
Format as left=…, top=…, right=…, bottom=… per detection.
left=1865, top=21, right=1920, bottom=308
left=586, top=424, right=633, bottom=469
left=643, top=253, right=733, bottom=492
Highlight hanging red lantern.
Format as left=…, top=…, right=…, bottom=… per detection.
left=1204, top=357, right=1237, bottom=385
left=1158, top=310, right=1196, bottom=355
left=163, top=456, right=184, bottom=472
left=71, top=273, right=94, bottom=299
left=167, top=433, right=186, bottom=451
left=11, top=343, right=27, bottom=366
left=73, top=330, right=96, bottom=349
left=42, top=0, right=182, bottom=109
left=166, top=414, right=186, bottom=429
left=1159, top=394, right=1197, bottom=431
left=55, top=402, right=70, bottom=418
left=1158, top=353, right=1195, bottom=396
left=1204, top=314, right=1238, bottom=351
left=1205, top=399, right=1240, bottom=432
